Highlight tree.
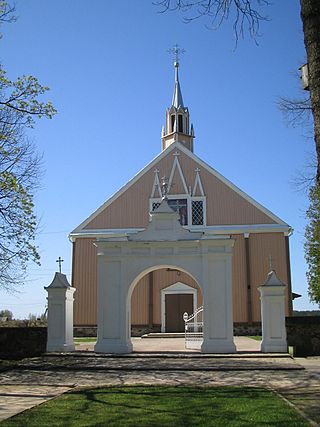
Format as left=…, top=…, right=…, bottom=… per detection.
left=0, top=2, right=56, bottom=291
left=305, top=185, right=320, bottom=304
left=155, top=0, right=320, bottom=305
left=0, top=308, right=13, bottom=320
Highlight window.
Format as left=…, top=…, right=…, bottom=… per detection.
left=151, top=197, right=205, bottom=227
left=168, top=199, right=188, bottom=225
left=171, top=115, right=175, bottom=132
left=152, top=202, right=161, bottom=211
left=192, top=200, right=204, bottom=225
left=178, top=114, right=183, bottom=133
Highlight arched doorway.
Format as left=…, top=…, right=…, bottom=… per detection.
left=130, top=266, right=203, bottom=336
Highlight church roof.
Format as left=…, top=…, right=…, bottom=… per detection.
left=70, top=141, right=290, bottom=236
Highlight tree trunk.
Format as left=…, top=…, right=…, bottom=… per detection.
left=300, top=0, right=320, bottom=183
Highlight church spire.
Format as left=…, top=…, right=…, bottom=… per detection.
left=162, top=45, right=195, bottom=152
left=172, top=61, right=184, bottom=108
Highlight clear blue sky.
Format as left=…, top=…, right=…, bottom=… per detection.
left=1, top=0, right=318, bottom=318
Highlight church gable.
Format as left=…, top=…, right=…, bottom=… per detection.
left=72, top=142, right=285, bottom=233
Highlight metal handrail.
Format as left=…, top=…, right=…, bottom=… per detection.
left=183, top=305, right=203, bottom=323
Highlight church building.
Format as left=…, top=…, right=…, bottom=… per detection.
left=70, top=55, right=293, bottom=334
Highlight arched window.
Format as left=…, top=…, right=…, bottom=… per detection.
left=178, top=114, right=183, bottom=133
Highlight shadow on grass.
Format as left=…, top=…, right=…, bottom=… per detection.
left=0, top=386, right=310, bottom=427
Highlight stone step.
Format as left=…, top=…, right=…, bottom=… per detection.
left=141, top=332, right=185, bottom=339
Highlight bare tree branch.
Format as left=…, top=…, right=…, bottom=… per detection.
left=154, top=0, right=270, bottom=44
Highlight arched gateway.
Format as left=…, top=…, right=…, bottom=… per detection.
left=94, top=199, right=236, bottom=354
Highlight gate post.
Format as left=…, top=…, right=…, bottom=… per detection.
left=258, top=270, right=287, bottom=353
left=45, top=273, right=76, bottom=352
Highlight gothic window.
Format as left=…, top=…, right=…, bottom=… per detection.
left=178, top=114, right=183, bottom=132
left=171, top=115, right=175, bottom=132
left=168, top=199, right=188, bottom=225
left=192, top=200, right=204, bottom=225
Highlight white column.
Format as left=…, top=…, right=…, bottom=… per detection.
left=94, top=255, right=132, bottom=354
left=201, top=255, right=236, bottom=353
left=45, top=273, right=75, bottom=352
left=259, top=271, right=288, bottom=353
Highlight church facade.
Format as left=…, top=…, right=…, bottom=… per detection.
left=70, top=59, right=293, bottom=333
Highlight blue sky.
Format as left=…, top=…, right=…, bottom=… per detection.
left=1, top=0, right=318, bottom=318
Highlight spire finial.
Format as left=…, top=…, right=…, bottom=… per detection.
left=167, top=44, right=185, bottom=69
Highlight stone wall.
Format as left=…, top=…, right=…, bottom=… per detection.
left=0, top=327, right=47, bottom=360
left=286, top=316, right=320, bottom=356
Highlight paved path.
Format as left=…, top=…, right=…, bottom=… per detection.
left=76, top=336, right=261, bottom=352
left=0, top=339, right=319, bottom=425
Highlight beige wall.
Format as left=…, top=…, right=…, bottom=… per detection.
left=84, top=149, right=276, bottom=230
left=72, top=232, right=291, bottom=326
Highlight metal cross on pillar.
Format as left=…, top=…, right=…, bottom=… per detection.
left=268, top=255, right=274, bottom=271
left=56, top=256, right=64, bottom=273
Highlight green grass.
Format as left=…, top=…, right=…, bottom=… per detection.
left=248, top=336, right=262, bottom=341
left=0, top=386, right=309, bottom=427
left=74, top=337, right=97, bottom=343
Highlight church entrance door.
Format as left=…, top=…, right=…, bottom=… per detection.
left=165, top=293, right=193, bottom=332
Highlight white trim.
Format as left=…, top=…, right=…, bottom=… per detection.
left=71, top=141, right=289, bottom=234
left=168, top=155, right=189, bottom=195
left=192, top=169, right=205, bottom=197
left=160, top=282, right=197, bottom=333
left=151, top=169, right=162, bottom=198
left=69, top=223, right=292, bottom=241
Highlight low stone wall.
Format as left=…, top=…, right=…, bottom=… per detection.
left=286, top=316, right=320, bottom=356
left=0, top=327, right=47, bottom=360
left=234, top=322, right=261, bottom=336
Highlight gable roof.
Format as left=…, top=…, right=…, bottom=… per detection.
left=71, top=141, right=289, bottom=235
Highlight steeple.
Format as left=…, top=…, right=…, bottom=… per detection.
left=161, top=45, right=195, bottom=152
left=172, top=62, right=184, bottom=108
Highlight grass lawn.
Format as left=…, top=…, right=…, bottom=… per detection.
left=74, top=337, right=97, bottom=343
left=248, top=336, right=262, bottom=341
left=0, top=386, right=309, bottom=427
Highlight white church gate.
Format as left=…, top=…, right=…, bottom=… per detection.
left=94, top=199, right=236, bottom=354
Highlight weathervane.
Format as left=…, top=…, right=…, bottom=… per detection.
left=167, top=44, right=185, bottom=65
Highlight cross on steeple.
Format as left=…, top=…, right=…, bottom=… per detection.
left=167, top=44, right=185, bottom=65
left=56, top=256, right=64, bottom=273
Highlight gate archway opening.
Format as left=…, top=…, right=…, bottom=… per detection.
left=129, top=265, right=203, bottom=352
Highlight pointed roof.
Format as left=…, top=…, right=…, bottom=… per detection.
left=261, top=270, right=286, bottom=287
left=171, top=62, right=184, bottom=108
left=70, top=141, right=290, bottom=236
left=45, top=272, right=71, bottom=289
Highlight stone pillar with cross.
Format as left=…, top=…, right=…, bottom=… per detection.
left=44, top=272, right=76, bottom=352
left=258, top=270, right=288, bottom=353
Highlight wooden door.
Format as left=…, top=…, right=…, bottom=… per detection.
left=165, top=293, right=193, bottom=332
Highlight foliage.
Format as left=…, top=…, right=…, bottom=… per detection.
left=0, top=308, right=12, bottom=319
left=305, top=184, right=320, bottom=305
left=0, top=386, right=309, bottom=426
left=0, top=2, right=56, bottom=291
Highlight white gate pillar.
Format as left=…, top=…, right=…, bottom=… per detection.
left=94, top=255, right=132, bottom=354
left=201, top=254, right=236, bottom=353
left=45, top=273, right=75, bottom=352
left=258, top=270, right=287, bottom=353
